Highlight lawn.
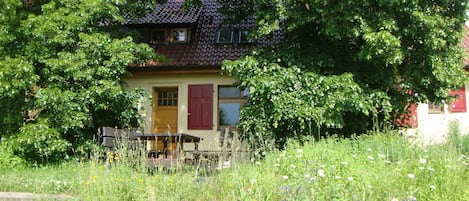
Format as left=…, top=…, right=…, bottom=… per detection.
left=0, top=131, right=468, bottom=201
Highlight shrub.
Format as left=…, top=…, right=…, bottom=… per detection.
left=6, top=119, right=71, bottom=165
left=0, top=144, right=26, bottom=170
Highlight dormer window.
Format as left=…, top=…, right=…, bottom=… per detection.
left=170, top=28, right=188, bottom=43
left=151, top=29, right=167, bottom=44
left=217, top=30, right=234, bottom=43
left=150, top=28, right=189, bottom=44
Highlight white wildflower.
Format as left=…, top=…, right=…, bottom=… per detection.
left=428, top=167, right=435, bottom=171
left=317, top=169, right=326, bottom=177
left=282, top=175, right=289, bottom=180
left=347, top=177, right=354, bottom=181
left=367, top=155, right=375, bottom=161
left=367, top=148, right=372, bottom=152
left=385, top=160, right=392, bottom=164
left=335, top=176, right=341, bottom=180
left=407, top=174, right=415, bottom=179
left=429, top=185, right=436, bottom=190
left=341, top=161, right=349, bottom=165
left=391, top=198, right=399, bottom=201
left=419, top=158, right=427, bottom=164
left=274, top=163, right=280, bottom=167
left=296, top=149, right=303, bottom=154
left=290, top=164, right=297, bottom=169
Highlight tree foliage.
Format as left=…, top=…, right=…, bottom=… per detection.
left=0, top=0, right=159, bottom=163
left=220, top=0, right=468, bottom=147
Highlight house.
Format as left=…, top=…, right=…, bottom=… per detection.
left=404, top=26, right=469, bottom=144
left=123, top=0, right=468, bottom=149
left=123, top=0, right=281, bottom=150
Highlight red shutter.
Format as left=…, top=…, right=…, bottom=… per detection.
left=449, top=86, right=466, bottom=112
left=395, top=103, right=418, bottom=128
left=188, top=84, right=213, bottom=130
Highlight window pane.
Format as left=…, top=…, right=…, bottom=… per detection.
left=217, top=30, right=233, bottom=43
left=219, top=87, right=240, bottom=98
left=239, top=30, right=253, bottom=43
left=219, top=103, right=240, bottom=125
left=151, top=29, right=166, bottom=43
left=170, top=28, right=187, bottom=43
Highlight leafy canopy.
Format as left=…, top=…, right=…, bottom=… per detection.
left=0, top=0, right=159, bottom=163
left=220, top=0, right=468, bottom=146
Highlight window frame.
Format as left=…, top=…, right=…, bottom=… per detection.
left=150, top=29, right=167, bottom=44
left=170, top=28, right=188, bottom=43
left=217, top=86, right=248, bottom=130
left=238, top=30, right=255, bottom=43
left=428, top=101, right=444, bottom=114
left=216, top=30, right=234, bottom=44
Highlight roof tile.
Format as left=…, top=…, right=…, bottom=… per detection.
left=128, top=0, right=282, bottom=68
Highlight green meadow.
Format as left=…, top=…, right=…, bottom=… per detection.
left=0, top=129, right=468, bottom=201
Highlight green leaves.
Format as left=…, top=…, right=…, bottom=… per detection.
left=220, top=0, right=468, bottom=148
left=7, top=119, right=71, bottom=164
left=0, top=0, right=157, bottom=163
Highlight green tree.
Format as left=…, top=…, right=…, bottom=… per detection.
left=220, top=0, right=468, bottom=147
left=0, top=0, right=159, bottom=163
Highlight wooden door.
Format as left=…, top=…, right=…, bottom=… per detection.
left=153, top=87, right=178, bottom=133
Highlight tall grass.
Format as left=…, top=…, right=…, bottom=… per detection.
left=0, top=130, right=468, bottom=200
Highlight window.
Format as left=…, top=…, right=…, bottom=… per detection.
left=218, top=86, right=248, bottom=128
left=239, top=30, right=254, bottom=43
left=428, top=101, right=444, bottom=113
left=150, top=29, right=167, bottom=44
left=170, top=28, right=187, bottom=43
left=157, top=89, right=178, bottom=106
left=449, top=86, right=466, bottom=112
left=217, top=30, right=233, bottom=43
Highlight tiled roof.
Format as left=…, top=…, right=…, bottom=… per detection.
left=463, top=25, right=469, bottom=66
left=127, top=0, right=282, bottom=69
left=127, top=0, right=201, bottom=24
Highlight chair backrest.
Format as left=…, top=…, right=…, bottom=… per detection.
left=98, top=127, right=141, bottom=148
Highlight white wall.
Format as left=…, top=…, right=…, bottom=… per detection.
left=410, top=84, right=469, bottom=144
left=124, top=71, right=237, bottom=150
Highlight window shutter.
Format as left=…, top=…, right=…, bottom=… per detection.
left=449, top=86, right=466, bottom=112
left=396, top=103, right=418, bottom=128
left=188, top=84, right=213, bottom=130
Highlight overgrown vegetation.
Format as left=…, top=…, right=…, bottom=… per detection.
left=221, top=0, right=469, bottom=147
left=1, top=130, right=468, bottom=200
left=0, top=0, right=159, bottom=164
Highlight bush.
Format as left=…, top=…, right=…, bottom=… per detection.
left=6, top=119, right=71, bottom=165
left=0, top=144, right=26, bottom=170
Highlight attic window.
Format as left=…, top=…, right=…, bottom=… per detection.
left=217, top=30, right=233, bottom=43
left=151, top=29, right=167, bottom=44
left=239, top=30, right=254, bottom=43
left=170, top=28, right=188, bottom=43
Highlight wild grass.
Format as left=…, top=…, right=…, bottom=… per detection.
left=0, top=130, right=468, bottom=201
